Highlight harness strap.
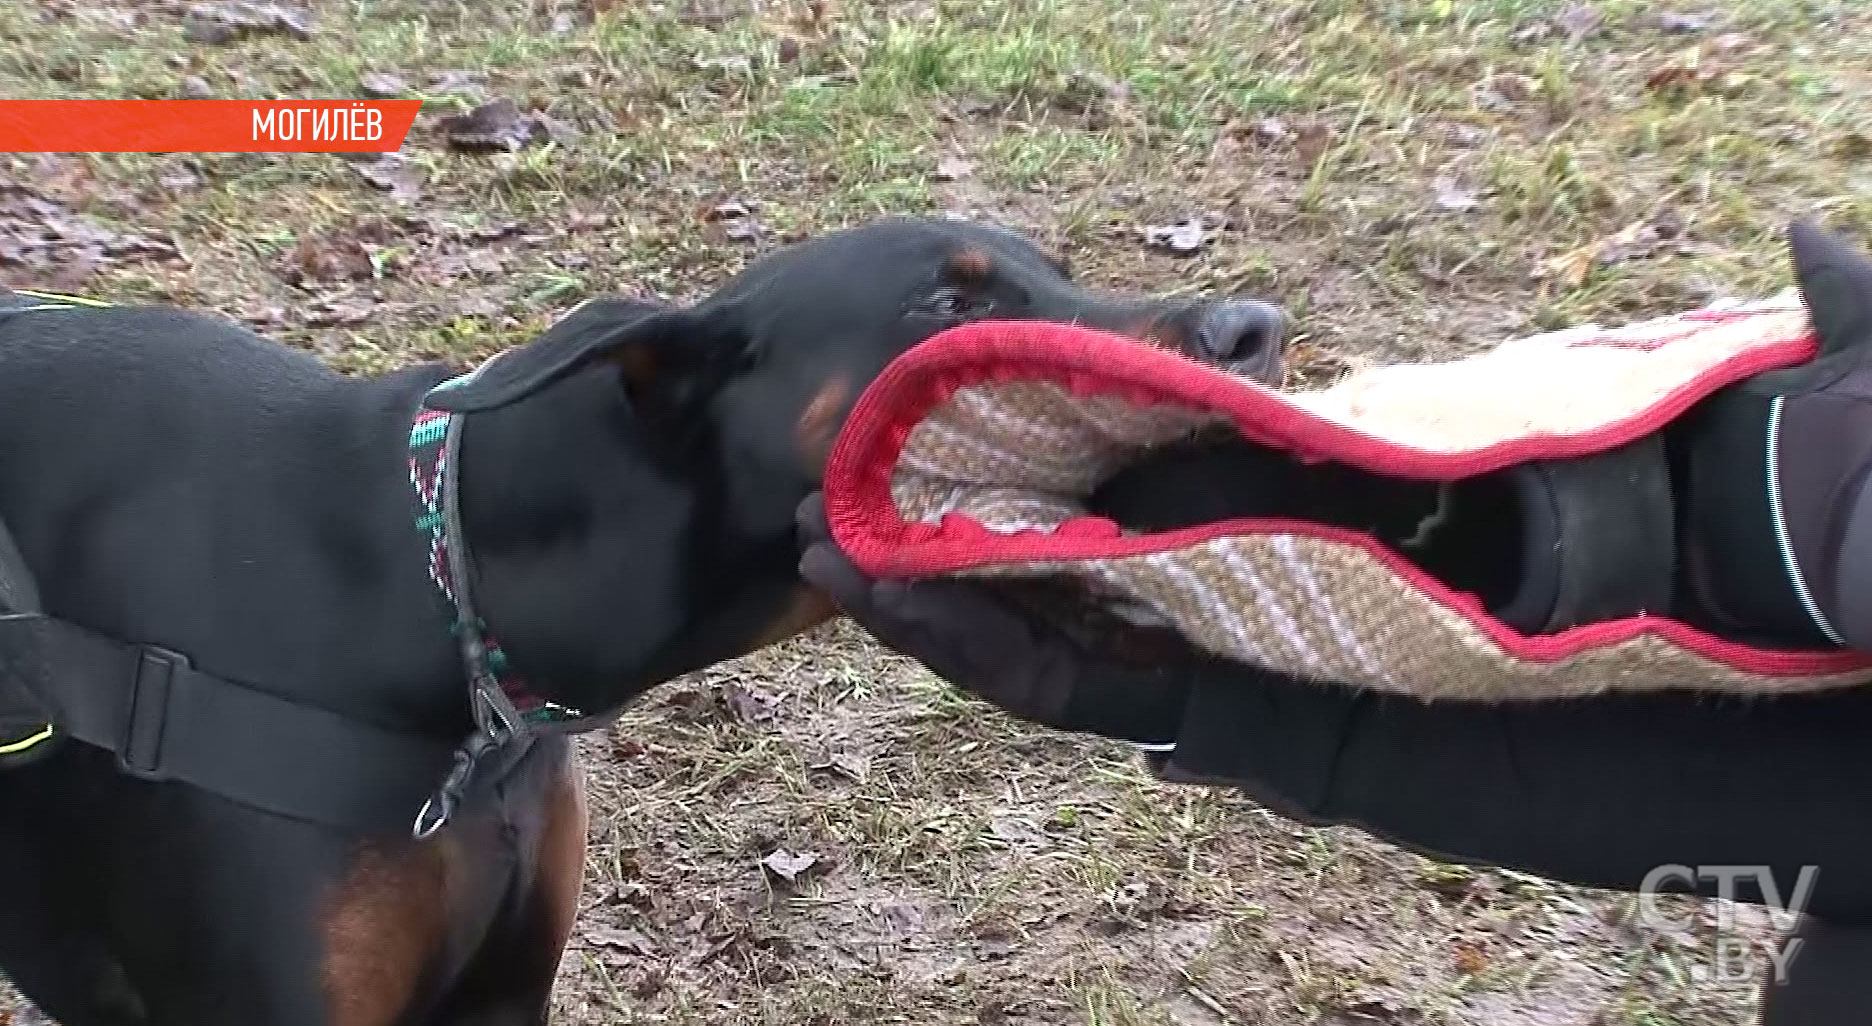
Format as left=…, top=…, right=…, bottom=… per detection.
left=0, top=520, right=36, bottom=618
left=0, top=514, right=54, bottom=766
left=0, top=612, right=464, bottom=831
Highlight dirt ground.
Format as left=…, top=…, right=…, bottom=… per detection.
left=4, top=0, right=1869, bottom=1022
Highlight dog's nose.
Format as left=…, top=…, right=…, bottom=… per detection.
left=1194, top=301, right=1288, bottom=381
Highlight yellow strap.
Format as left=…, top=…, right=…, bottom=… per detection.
left=11, top=288, right=113, bottom=309
left=0, top=724, right=54, bottom=755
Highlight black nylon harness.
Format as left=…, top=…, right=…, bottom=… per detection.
left=0, top=295, right=613, bottom=837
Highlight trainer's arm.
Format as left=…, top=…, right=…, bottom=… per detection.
left=1155, top=658, right=1872, bottom=922
left=799, top=496, right=1872, bottom=923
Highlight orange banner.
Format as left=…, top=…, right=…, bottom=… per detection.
left=0, top=100, right=422, bottom=153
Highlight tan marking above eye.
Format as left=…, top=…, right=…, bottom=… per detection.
left=945, top=248, right=993, bottom=284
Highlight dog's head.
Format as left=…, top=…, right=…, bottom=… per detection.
left=427, top=217, right=1289, bottom=698
left=431, top=217, right=1286, bottom=519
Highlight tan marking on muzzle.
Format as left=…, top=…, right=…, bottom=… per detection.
left=1115, top=317, right=1185, bottom=354
left=796, top=375, right=853, bottom=473
left=747, top=584, right=840, bottom=651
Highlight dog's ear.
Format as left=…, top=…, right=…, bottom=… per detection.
left=424, top=296, right=753, bottom=415
left=1790, top=219, right=1872, bottom=357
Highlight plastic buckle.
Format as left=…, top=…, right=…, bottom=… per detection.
left=118, top=645, right=188, bottom=780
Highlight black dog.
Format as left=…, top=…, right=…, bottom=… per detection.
left=0, top=216, right=1286, bottom=1026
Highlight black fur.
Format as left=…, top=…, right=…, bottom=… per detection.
left=0, top=217, right=1285, bottom=1026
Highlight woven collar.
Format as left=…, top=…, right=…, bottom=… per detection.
left=406, top=383, right=584, bottom=730
left=406, top=364, right=609, bottom=838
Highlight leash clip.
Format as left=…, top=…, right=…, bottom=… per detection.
left=412, top=728, right=497, bottom=840
left=470, top=673, right=528, bottom=748
left=410, top=680, right=531, bottom=841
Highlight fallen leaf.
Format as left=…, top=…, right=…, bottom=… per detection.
left=760, top=848, right=820, bottom=883
left=702, top=200, right=763, bottom=244
left=583, top=926, right=657, bottom=955
left=1511, top=21, right=1551, bottom=45
left=800, top=0, right=835, bottom=33
left=680, top=0, right=743, bottom=27
left=1143, top=218, right=1208, bottom=255
left=973, top=927, right=1016, bottom=960
left=988, top=816, right=1037, bottom=842
left=0, top=182, right=180, bottom=291
left=1250, top=116, right=1291, bottom=143
left=32, top=156, right=98, bottom=206
left=1534, top=213, right=1690, bottom=289
left=1336, top=995, right=1406, bottom=1022
left=875, top=900, right=923, bottom=934
left=352, top=153, right=425, bottom=203
left=1417, top=862, right=1478, bottom=896
left=1052, top=70, right=1137, bottom=127
left=1555, top=3, right=1603, bottom=41
left=1108, top=879, right=1168, bottom=917
left=469, top=221, right=525, bottom=242
left=1472, top=87, right=1516, bottom=113
left=1430, top=176, right=1480, bottom=212
left=722, top=680, right=780, bottom=722
left=158, top=166, right=202, bottom=192
left=1452, top=941, right=1489, bottom=975
left=281, top=233, right=375, bottom=285
left=304, top=295, right=375, bottom=327
left=1534, top=247, right=1594, bottom=289
left=629, top=969, right=666, bottom=999
left=427, top=70, right=484, bottom=97
left=1292, top=119, right=1334, bottom=165
left=1481, top=72, right=1541, bottom=102
left=720, top=218, right=761, bottom=242
left=1440, top=122, right=1488, bottom=147
left=37, top=250, right=101, bottom=293
left=1649, top=205, right=1687, bottom=240
left=664, top=688, right=715, bottom=722
left=613, top=880, right=653, bottom=907
left=812, top=751, right=869, bottom=781
left=182, top=2, right=313, bottom=44
left=1645, top=47, right=1718, bottom=93
left=1827, top=130, right=1872, bottom=160
left=436, top=98, right=552, bottom=152
left=1595, top=219, right=1667, bottom=264
left=1654, top=11, right=1715, bottom=34
left=934, top=156, right=975, bottom=182
left=359, top=72, right=407, bottom=98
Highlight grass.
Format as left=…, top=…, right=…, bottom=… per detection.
left=4, top=0, right=1869, bottom=1021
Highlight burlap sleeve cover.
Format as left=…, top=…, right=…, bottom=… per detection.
left=820, top=291, right=1872, bottom=702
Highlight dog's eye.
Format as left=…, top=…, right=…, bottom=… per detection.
left=915, top=286, right=992, bottom=321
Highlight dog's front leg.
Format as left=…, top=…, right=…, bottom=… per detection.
left=418, top=740, right=590, bottom=1026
